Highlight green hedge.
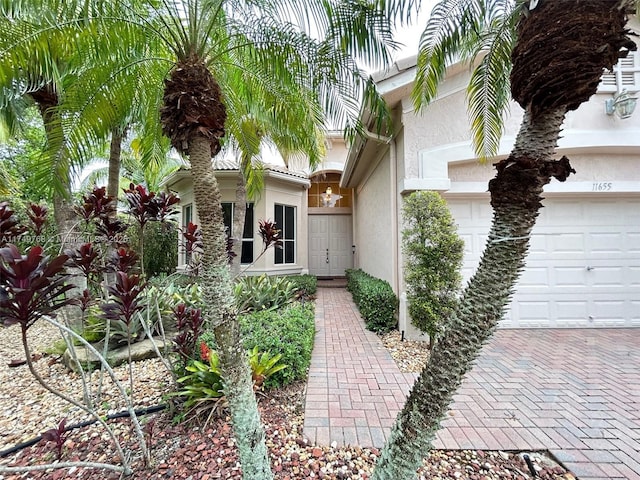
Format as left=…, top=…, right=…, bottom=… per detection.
left=239, top=302, right=315, bottom=388
left=345, top=269, right=398, bottom=333
left=286, top=274, right=317, bottom=298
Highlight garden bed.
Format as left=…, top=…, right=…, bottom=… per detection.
left=0, top=322, right=572, bottom=479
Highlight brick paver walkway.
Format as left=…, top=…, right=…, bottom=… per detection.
left=304, top=287, right=640, bottom=480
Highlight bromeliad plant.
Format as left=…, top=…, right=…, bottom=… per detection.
left=247, top=346, right=287, bottom=390
left=233, top=274, right=297, bottom=313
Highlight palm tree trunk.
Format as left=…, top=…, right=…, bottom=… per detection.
left=231, top=169, right=247, bottom=276
left=372, top=108, right=571, bottom=479
left=188, top=135, right=273, bottom=480
left=107, top=128, right=124, bottom=204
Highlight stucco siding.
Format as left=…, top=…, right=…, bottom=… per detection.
left=354, top=152, right=395, bottom=286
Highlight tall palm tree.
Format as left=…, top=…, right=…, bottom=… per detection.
left=9, top=1, right=393, bottom=477
left=372, top=1, right=637, bottom=478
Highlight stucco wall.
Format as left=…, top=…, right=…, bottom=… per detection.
left=353, top=151, right=395, bottom=286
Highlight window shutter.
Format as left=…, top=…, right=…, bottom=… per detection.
left=599, top=51, right=640, bottom=92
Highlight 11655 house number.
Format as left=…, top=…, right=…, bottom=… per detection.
left=592, top=182, right=613, bottom=191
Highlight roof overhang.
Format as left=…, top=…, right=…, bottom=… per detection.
left=341, top=56, right=480, bottom=189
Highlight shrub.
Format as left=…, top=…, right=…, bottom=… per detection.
left=129, top=222, right=178, bottom=278
left=345, top=269, right=398, bottom=333
left=239, top=302, right=315, bottom=388
left=402, top=191, right=464, bottom=347
left=286, top=274, right=317, bottom=298
left=234, top=274, right=297, bottom=313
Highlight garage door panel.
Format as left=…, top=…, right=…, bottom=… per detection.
left=589, top=233, right=627, bottom=254
left=554, top=301, right=589, bottom=326
left=590, top=266, right=627, bottom=286
left=529, top=234, right=548, bottom=254
left=629, top=233, right=640, bottom=253
left=519, top=267, right=549, bottom=287
left=460, top=234, right=474, bottom=255
left=632, top=302, right=640, bottom=326
left=555, top=267, right=587, bottom=287
left=548, top=233, right=585, bottom=255
left=513, top=301, right=552, bottom=327
left=591, top=301, right=628, bottom=325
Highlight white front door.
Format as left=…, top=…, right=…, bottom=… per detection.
left=308, top=215, right=353, bottom=277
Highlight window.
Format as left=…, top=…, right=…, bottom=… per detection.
left=600, top=51, right=640, bottom=92
left=274, top=204, right=296, bottom=264
left=222, top=202, right=254, bottom=264
left=182, top=204, right=193, bottom=264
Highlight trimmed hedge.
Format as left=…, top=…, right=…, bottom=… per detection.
left=345, top=269, right=398, bottom=333
left=239, top=302, right=315, bottom=388
left=286, top=274, right=317, bottom=298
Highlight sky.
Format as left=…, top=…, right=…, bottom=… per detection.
left=391, top=1, right=436, bottom=62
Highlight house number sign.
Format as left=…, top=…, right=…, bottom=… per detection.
left=592, top=182, right=613, bottom=191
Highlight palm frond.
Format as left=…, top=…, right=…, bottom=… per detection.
left=412, top=0, right=486, bottom=109
left=466, top=2, right=520, bottom=160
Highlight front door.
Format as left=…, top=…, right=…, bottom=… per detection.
left=308, top=215, right=353, bottom=277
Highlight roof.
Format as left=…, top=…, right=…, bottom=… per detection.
left=162, top=160, right=310, bottom=189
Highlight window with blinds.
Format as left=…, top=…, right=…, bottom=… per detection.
left=600, top=51, right=640, bottom=92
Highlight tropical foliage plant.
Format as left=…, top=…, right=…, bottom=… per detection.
left=233, top=274, right=298, bottom=313
left=402, top=191, right=464, bottom=348
left=240, top=302, right=315, bottom=388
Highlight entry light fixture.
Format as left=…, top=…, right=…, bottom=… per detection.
left=605, top=89, right=638, bottom=119
left=322, top=187, right=332, bottom=206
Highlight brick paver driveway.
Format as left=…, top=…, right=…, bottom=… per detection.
left=304, top=288, right=640, bottom=480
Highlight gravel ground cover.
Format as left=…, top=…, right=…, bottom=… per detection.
left=0, top=321, right=574, bottom=479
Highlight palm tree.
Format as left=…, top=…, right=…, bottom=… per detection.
left=9, top=1, right=393, bottom=477
left=371, top=1, right=638, bottom=478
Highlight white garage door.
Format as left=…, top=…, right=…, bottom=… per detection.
left=446, top=195, right=640, bottom=328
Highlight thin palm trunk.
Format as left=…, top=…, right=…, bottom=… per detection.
left=107, top=128, right=123, bottom=204
left=231, top=169, right=247, bottom=276
left=188, top=135, right=273, bottom=480
left=372, top=109, right=570, bottom=479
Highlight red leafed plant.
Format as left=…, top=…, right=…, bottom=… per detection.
left=154, top=191, right=180, bottom=222
left=40, top=418, right=69, bottom=461
left=182, top=222, right=202, bottom=255
left=172, top=303, right=204, bottom=367
left=75, top=185, right=117, bottom=224
left=0, top=202, right=28, bottom=246
left=65, top=242, right=100, bottom=278
left=258, top=219, right=283, bottom=252
left=107, top=246, right=139, bottom=274
left=123, top=183, right=158, bottom=230
left=27, top=203, right=48, bottom=236
left=0, top=244, right=73, bottom=331
left=101, top=271, right=145, bottom=325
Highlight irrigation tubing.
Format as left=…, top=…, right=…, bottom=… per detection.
left=0, top=404, right=167, bottom=458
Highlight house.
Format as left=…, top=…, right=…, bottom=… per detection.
left=166, top=32, right=639, bottom=334
left=164, top=132, right=354, bottom=276
left=343, top=36, right=640, bottom=334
